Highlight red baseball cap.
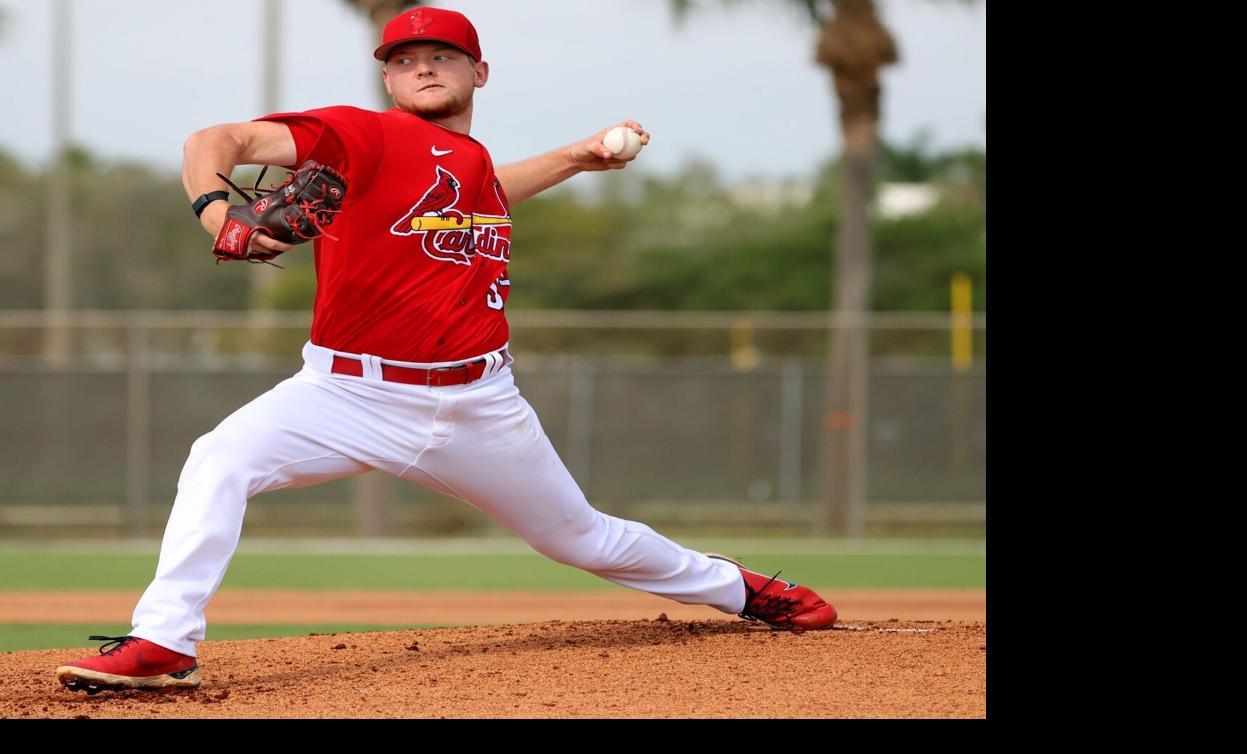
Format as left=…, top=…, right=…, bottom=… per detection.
left=373, top=7, right=482, bottom=62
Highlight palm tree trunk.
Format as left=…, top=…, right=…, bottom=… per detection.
left=347, top=0, right=415, bottom=107
left=815, top=0, right=897, bottom=536
left=821, top=116, right=875, bottom=536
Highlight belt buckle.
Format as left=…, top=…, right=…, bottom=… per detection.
left=428, top=361, right=471, bottom=386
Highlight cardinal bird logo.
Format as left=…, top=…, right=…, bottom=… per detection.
left=408, top=10, right=432, bottom=35
left=401, top=166, right=460, bottom=221
left=390, top=166, right=475, bottom=265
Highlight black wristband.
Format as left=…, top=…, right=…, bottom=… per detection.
left=192, top=191, right=231, bottom=218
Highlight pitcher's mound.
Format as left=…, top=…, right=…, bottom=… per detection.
left=2, top=618, right=986, bottom=718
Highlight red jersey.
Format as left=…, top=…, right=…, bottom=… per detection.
left=254, top=106, right=513, bottom=362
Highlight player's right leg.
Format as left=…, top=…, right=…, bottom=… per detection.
left=58, top=344, right=441, bottom=691
left=122, top=367, right=374, bottom=659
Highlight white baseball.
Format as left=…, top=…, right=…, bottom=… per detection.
left=602, top=126, right=643, bottom=160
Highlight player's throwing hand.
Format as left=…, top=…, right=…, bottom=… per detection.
left=565, top=121, right=651, bottom=172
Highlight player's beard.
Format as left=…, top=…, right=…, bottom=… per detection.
left=403, top=87, right=472, bottom=121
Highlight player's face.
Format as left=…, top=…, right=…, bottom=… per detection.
left=383, top=42, right=487, bottom=120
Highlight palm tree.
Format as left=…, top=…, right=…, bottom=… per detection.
left=671, top=0, right=967, bottom=535
left=809, top=1, right=898, bottom=537
left=342, top=0, right=419, bottom=105
left=809, top=0, right=898, bottom=538
left=343, top=0, right=417, bottom=38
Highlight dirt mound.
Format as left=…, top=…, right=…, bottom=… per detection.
left=0, top=619, right=985, bottom=718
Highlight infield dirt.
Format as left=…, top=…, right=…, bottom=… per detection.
left=2, top=589, right=985, bottom=717
left=2, top=618, right=985, bottom=718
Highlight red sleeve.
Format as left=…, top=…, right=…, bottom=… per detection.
left=253, top=106, right=384, bottom=194
left=481, top=147, right=511, bottom=216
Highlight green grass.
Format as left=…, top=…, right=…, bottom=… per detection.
left=0, top=551, right=985, bottom=591
left=0, top=623, right=439, bottom=653
left=0, top=545, right=985, bottom=653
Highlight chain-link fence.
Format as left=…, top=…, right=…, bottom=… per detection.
left=0, top=310, right=985, bottom=537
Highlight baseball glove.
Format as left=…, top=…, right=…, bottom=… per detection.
left=211, top=160, right=348, bottom=266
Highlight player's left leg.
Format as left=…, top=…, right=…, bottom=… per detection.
left=396, top=366, right=748, bottom=616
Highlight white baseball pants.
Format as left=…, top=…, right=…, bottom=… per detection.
left=130, top=341, right=746, bottom=657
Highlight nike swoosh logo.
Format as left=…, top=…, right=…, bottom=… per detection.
left=431, top=146, right=453, bottom=156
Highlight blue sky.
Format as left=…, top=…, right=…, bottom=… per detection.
left=0, top=0, right=985, bottom=181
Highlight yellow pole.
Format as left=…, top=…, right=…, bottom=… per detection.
left=951, top=273, right=973, bottom=372
left=729, top=319, right=759, bottom=371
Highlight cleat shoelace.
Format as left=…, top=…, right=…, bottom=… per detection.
left=739, top=570, right=800, bottom=627
left=87, top=634, right=138, bottom=656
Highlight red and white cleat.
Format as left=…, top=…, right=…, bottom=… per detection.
left=56, top=635, right=201, bottom=694
left=706, top=553, right=839, bottom=630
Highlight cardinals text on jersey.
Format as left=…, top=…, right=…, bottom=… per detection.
left=390, top=166, right=511, bottom=266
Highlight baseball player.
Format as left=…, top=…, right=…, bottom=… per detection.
left=55, top=7, right=838, bottom=694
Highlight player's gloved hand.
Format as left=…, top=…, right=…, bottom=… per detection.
left=208, top=160, right=348, bottom=266
left=200, top=202, right=295, bottom=260
left=565, top=121, right=651, bottom=172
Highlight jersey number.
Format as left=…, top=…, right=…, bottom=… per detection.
left=486, top=276, right=510, bottom=311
